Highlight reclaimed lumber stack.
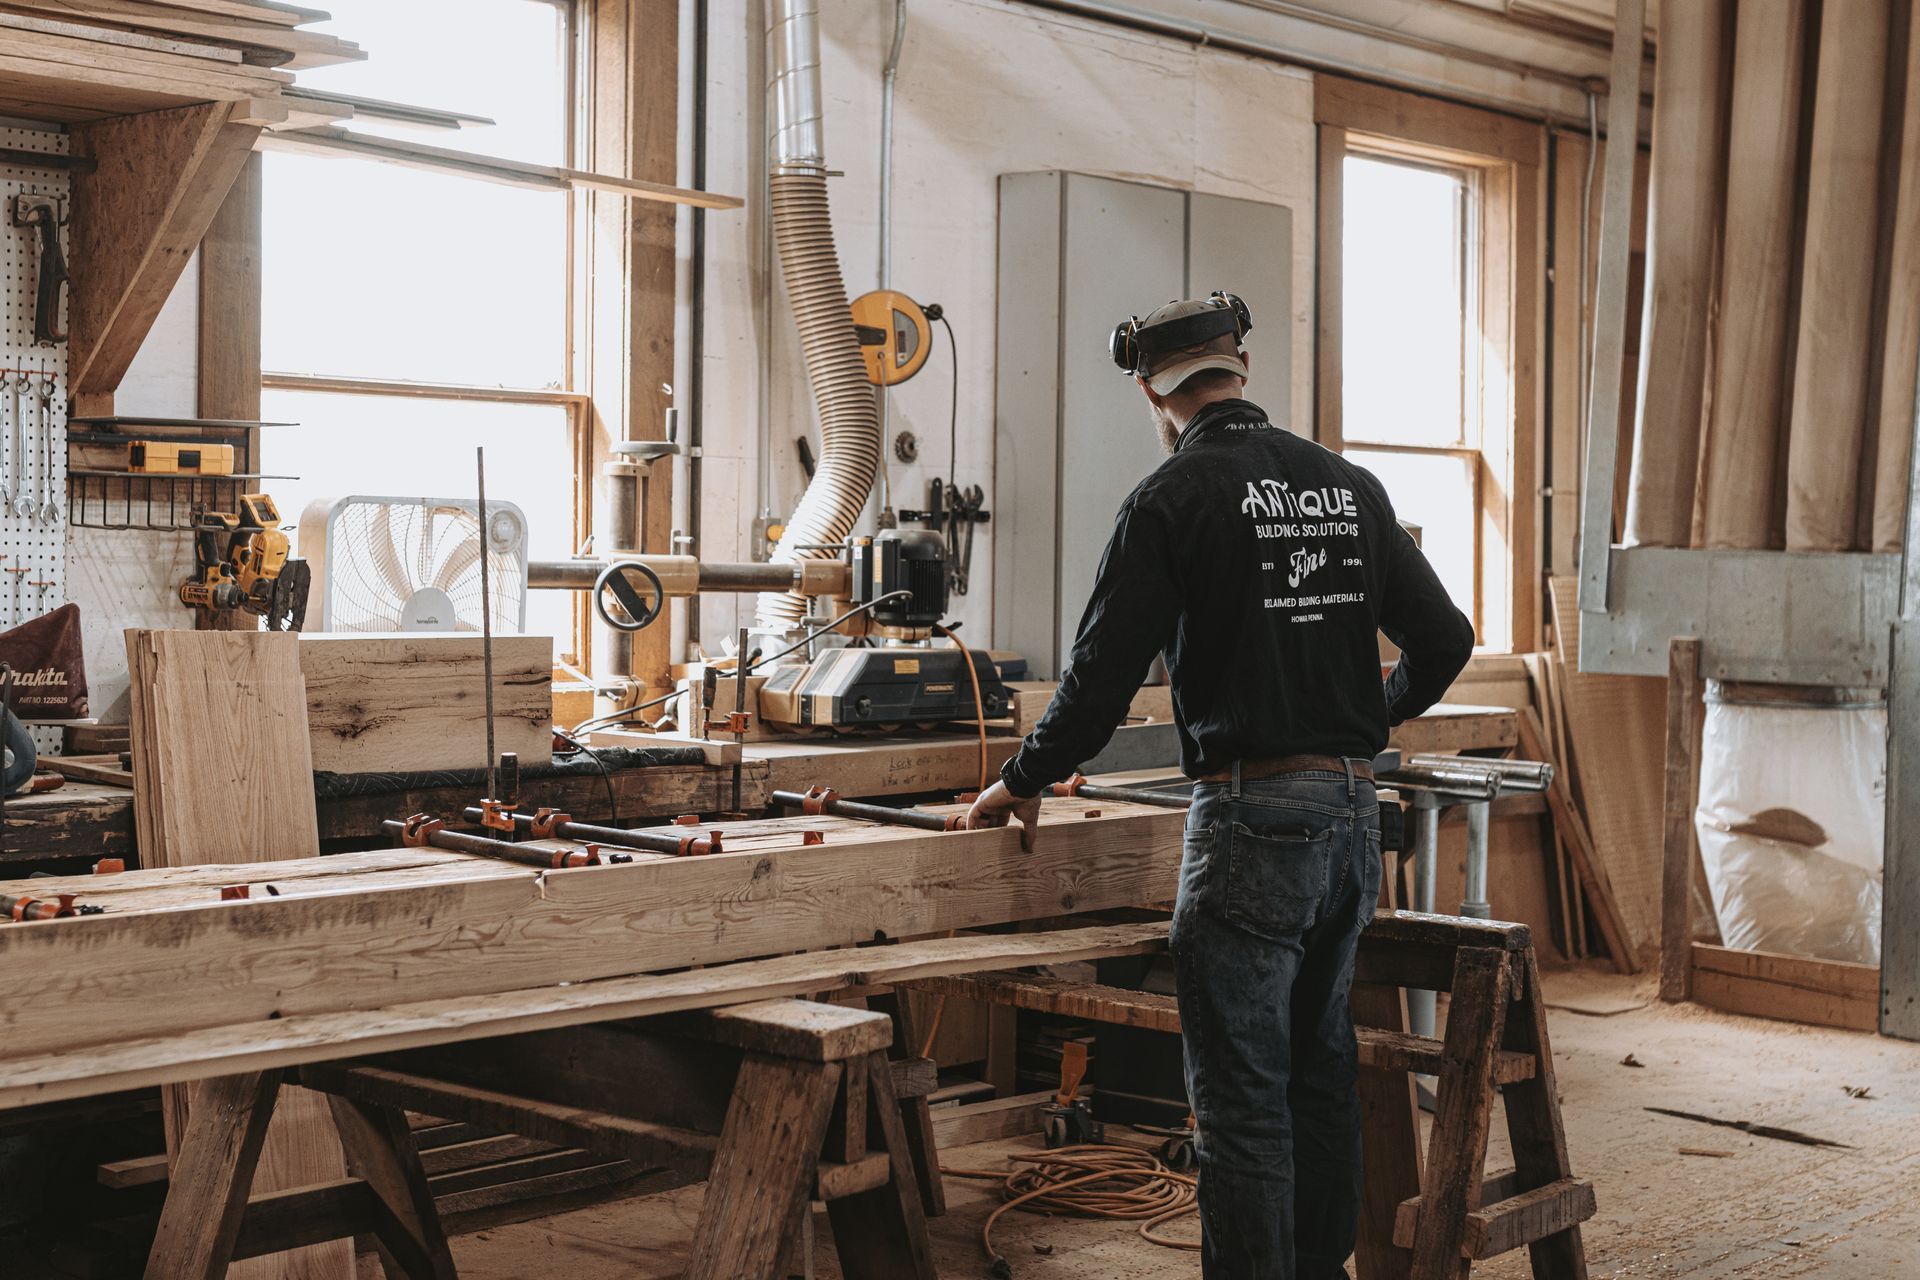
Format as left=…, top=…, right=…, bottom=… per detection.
left=124, top=628, right=352, bottom=1280
left=0, top=0, right=359, bottom=120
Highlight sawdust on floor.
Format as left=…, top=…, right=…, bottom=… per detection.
left=451, top=962, right=1920, bottom=1279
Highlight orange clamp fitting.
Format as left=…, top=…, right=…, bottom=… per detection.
left=722, top=711, right=752, bottom=735
left=673, top=813, right=701, bottom=826
left=802, top=829, right=825, bottom=846
left=221, top=885, right=251, bottom=901
left=679, top=829, right=724, bottom=856
left=399, top=814, right=445, bottom=848
left=554, top=847, right=599, bottom=868
left=479, top=799, right=515, bottom=833
left=800, top=786, right=840, bottom=816
left=1051, top=773, right=1089, bottom=798
left=943, top=815, right=965, bottom=831
left=93, top=858, right=126, bottom=875
left=529, top=808, right=571, bottom=840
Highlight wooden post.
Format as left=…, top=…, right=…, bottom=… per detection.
left=1624, top=0, right=1728, bottom=548
left=1660, top=637, right=1704, bottom=1001
left=583, top=0, right=678, bottom=694
left=1315, top=125, right=1345, bottom=454
left=1700, top=0, right=1808, bottom=550
left=1353, top=979, right=1420, bottom=1280
left=1785, top=0, right=1893, bottom=551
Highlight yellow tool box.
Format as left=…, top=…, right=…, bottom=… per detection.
left=127, top=441, right=236, bottom=475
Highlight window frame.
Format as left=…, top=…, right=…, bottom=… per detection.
left=1314, top=77, right=1545, bottom=653
left=257, top=0, right=590, bottom=661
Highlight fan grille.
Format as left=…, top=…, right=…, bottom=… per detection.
left=321, top=498, right=527, bottom=632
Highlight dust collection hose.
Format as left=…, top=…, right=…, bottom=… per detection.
left=758, top=0, right=881, bottom=633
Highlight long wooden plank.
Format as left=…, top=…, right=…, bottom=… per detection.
left=1873, top=12, right=1920, bottom=551
left=0, top=914, right=1176, bottom=1108
left=1785, top=0, right=1893, bottom=551
left=1623, top=0, right=1727, bottom=547
left=1690, top=942, right=1879, bottom=1032
left=125, top=628, right=347, bottom=1280
left=298, top=633, right=553, bottom=774
left=1700, top=0, right=1807, bottom=549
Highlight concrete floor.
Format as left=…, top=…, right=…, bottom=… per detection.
left=453, top=964, right=1920, bottom=1279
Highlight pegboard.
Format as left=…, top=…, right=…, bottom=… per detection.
left=0, top=122, right=71, bottom=753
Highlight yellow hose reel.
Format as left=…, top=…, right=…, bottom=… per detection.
left=851, top=289, right=933, bottom=386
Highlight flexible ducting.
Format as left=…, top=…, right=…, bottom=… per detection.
left=756, top=0, right=880, bottom=632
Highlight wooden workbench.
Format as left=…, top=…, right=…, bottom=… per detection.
left=0, top=782, right=136, bottom=870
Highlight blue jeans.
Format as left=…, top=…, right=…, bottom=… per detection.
left=1171, top=764, right=1382, bottom=1280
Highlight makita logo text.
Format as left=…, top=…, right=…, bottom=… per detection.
left=11, top=668, right=65, bottom=687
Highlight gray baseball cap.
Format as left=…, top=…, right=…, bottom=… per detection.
left=1138, top=298, right=1249, bottom=394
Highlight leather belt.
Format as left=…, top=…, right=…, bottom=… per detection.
left=1199, top=754, right=1375, bottom=785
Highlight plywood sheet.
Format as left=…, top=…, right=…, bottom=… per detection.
left=1549, top=581, right=1665, bottom=963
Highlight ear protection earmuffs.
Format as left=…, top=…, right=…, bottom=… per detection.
left=1108, top=291, right=1253, bottom=377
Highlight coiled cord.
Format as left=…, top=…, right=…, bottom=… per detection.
left=943, top=1144, right=1200, bottom=1276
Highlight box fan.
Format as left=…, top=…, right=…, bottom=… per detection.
left=298, top=496, right=528, bottom=633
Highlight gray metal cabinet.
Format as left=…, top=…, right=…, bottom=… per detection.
left=993, top=171, right=1293, bottom=676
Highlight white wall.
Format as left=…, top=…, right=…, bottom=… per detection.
left=64, top=263, right=200, bottom=720
left=695, top=0, right=1316, bottom=649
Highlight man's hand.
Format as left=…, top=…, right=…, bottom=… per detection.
left=965, top=779, right=1044, bottom=852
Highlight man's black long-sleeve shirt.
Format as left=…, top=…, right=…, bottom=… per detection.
left=1001, top=398, right=1475, bottom=797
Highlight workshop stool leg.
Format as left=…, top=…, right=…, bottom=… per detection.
left=1406, top=948, right=1513, bottom=1280
left=144, top=1069, right=283, bottom=1280
left=824, top=1048, right=938, bottom=1280
left=326, top=1094, right=459, bottom=1280
left=866, top=990, right=947, bottom=1218
left=685, top=1053, right=844, bottom=1280
left=1353, top=979, right=1420, bottom=1280
left=1500, top=951, right=1590, bottom=1280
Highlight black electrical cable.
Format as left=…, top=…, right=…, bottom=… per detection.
left=565, top=591, right=915, bottom=737
left=937, top=310, right=959, bottom=490
left=551, top=728, right=619, bottom=825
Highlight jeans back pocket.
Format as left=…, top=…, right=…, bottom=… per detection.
left=1224, top=821, right=1332, bottom=941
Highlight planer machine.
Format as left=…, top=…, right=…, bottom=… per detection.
left=530, top=529, right=1014, bottom=734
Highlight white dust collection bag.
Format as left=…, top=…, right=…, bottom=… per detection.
left=1694, top=681, right=1884, bottom=965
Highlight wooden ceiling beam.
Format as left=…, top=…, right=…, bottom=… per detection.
left=68, top=95, right=281, bottom=412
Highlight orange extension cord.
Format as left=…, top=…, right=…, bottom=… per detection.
left=943, top=1144, right=1200, bottom=1275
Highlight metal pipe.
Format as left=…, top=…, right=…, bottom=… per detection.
left=759, top=0, right=882, bottom=631
left=456, top=809, right=724, bottom=858
left=1050, top=776, right=1194, bottom=809
left=1406, top=797, right=1441, bottom=1039
left=1378, top=763, right=1503, bottom=800
left=1407, top=753, right=1553, bottom=791
left=876, top=0, right=908, bottom=512
left=1461, top=801, right=1492, bottom=919
left=387, top=819, right=632, bottom=868
left=773, top=788, right=961, bottom=831
left=477, top=448, right=497, bottom=802
left=529, top=557, right=830, bottom=593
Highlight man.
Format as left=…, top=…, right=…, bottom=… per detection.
left=966, top=292, right=1474, bottom=1277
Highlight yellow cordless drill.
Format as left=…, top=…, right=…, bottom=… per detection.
left=180, top=493, right=311, bottom=631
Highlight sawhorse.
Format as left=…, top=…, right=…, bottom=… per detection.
left=904, top=911, right=1593, bottom=1279
left=143, top=999, right=939, bottom=1279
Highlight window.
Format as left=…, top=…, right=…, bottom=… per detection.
left=1314, top=78, right=1543, bottom=652
left=260, top=0, right=582, bottom=656
left=1341, top=152, right=1482, bottom=623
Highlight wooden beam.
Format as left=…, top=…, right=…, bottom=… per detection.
left=1785, top=0, right=1894, bottom=551
left=198, top=149, right=262, bottom=422
left=0, top=869, right=1179, bottom=1107
left=1314, top=74, right=1544, bottom=167
left=255, top=126, right=738, bottom=210
left=69, top=97, right=274, bottom=406
left=1660, top=637, right=1704, bottom=1001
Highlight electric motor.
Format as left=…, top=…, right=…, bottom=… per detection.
left=851, top=529, right=948, bottom=628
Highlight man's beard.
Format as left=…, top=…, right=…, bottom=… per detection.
left=1151, top=403, right=1182, bottom=454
